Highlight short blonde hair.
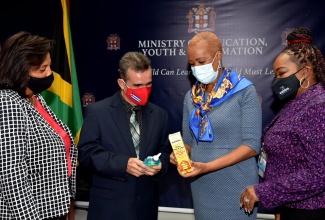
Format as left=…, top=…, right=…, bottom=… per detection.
left=188, top=31, right=222, bottom=53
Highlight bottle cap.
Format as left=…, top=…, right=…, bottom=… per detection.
left=153, top=153, right=161, bottom=161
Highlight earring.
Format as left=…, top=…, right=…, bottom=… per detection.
left=300, top=77, right=310, bottom=89
left=217, top=61, right=222, bottom=70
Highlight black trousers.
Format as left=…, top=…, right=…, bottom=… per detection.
left=279, top=206, right=325, bottom=220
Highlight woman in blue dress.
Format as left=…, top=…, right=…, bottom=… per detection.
left=170, top=31, right=262, bottom=219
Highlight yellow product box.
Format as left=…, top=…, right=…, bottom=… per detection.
left=168, top=131, right=193, bottom=174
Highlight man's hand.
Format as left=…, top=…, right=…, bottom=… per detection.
left=127, top=158, right=145, bottom=177
left=144, top=163, right=162, bottom=176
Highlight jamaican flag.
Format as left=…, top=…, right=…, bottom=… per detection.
left=42, top=0, right=83, bottom=144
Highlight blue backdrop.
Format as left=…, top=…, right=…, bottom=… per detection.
left=1, top=0, right=325, bottom=213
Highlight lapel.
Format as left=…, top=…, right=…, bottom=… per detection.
left=37, top=95, right=75, bottom=142
left=110, top=92, right=138, bottom=157
left=26, top=98, right=56, bottom=135
left=109, top=92, right=157, bottom=159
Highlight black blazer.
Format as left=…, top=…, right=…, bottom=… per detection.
left=78, top=91, right=171, bottom=220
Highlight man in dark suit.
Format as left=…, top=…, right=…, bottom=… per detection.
left=78, top=51, right=171, bottom=220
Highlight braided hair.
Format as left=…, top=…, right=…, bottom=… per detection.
left=283, top=27, right=325, bottom=83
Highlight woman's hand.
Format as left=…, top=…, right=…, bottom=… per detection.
left=240, top=186, right=259, bottom=214
left=177, top=161, right=209, bottom=178
left=169, top=152, right=177, bottom=165
left=275, top=212, right=281, bottom=220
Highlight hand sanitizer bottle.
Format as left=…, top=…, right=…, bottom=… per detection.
left=144, top=153, right=161, bottom=168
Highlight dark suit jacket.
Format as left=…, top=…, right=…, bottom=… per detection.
left=78, top=91, right=171, bottom=220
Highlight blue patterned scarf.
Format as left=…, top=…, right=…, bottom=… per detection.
left=190, top=69, right=252, bottom=142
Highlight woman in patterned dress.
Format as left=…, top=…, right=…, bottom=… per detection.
left=0, top=32, right=77, bottom=219
left=240, top=27, right=325, bottom=220
left=170, top=31, right=262, bottom=219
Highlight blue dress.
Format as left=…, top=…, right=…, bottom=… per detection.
left=182, top=84, right=262, bottom=220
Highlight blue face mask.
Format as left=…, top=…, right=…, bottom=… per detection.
left=191, top=52, right=219, bottom=84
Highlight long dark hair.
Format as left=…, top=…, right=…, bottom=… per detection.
left=283, top=27, right=325, bottom=83
left=0, top=31, right=54, bottom=96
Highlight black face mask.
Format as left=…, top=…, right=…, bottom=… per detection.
left=27, top=73, right=54, bottom=94
left=271, top=68, right=302, bottom=101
